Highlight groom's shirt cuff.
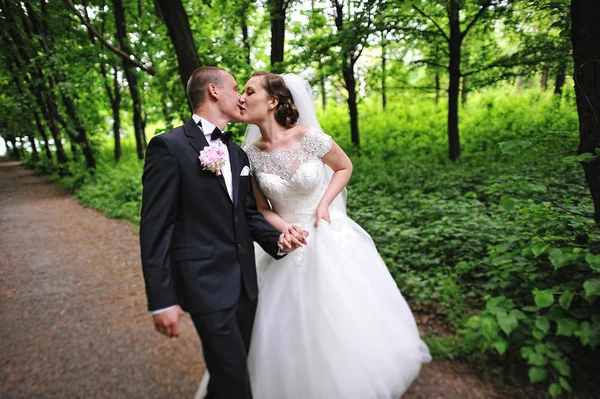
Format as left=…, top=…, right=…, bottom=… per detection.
left=152, top=305, right=177, bottom=315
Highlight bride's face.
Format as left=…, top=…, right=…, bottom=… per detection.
left=239, top=76, right=277, bottom=124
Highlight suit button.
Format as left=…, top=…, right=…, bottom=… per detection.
left=234, top=217, right=238, bottom=222
left=237, top=244, right=242, bottom=249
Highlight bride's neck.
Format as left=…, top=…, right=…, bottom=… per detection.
left=257, top=118, right=287, bottom=144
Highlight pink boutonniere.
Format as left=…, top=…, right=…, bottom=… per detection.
left=199, top=146, right=227, bottom=176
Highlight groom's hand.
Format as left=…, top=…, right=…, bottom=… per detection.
left=153, top=305, right=183, bottom=338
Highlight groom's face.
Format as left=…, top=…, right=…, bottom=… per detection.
left=218, top=71, right=243, bottom=123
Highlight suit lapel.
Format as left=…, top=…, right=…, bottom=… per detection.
left=185, top=118, right=229, bottom=198
left=227, top=141, right=241, bottom=204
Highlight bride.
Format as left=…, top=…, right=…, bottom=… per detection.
left=197, top=72, right=431, bottom=399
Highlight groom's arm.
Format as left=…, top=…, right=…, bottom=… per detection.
left=243, top=171, right=284, bottom=259
left=139, top=135, right=179, bottom=312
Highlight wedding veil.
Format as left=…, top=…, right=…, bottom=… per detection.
left=242, top=73, right=347, bottom=214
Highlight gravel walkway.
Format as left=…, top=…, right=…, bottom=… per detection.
left=0, top=157, right=519, bottom=398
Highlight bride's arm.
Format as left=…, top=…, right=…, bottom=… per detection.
left=316, top=140, right=353, bottom=227
left=251, top=177, right=308, bottom=249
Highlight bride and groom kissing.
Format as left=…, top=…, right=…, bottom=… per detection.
left=139, top=67, right=431, bottom=399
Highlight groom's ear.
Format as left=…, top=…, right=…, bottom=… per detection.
left=207, top=83, right=219, bottom=100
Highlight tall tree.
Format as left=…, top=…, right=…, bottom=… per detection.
left=154, top=0, right=200, bottom=102
left=112, top=0, right=146, bottom=160
left=24, top=0, right=96, bottom=170
left=269, top=0, right=289, bottom=72
left=413, top=0, right=494, bottom=161
left=571, top=0, right=600, bottom=224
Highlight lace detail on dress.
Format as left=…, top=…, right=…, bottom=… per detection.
left=243, top=129, right=333, bottom=224
left=244, top=129, right=332, bottom=181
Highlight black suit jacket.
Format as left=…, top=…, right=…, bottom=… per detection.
left=139, top=118, right=281, bottom=314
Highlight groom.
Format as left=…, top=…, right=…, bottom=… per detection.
left=140, top=67, right=306, bottom=399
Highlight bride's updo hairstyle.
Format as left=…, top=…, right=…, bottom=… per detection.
left=252, top=72, right=300, bottom=127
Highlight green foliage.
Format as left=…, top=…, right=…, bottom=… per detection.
left=72, top=142, right=143, bottom=223
left=315, top=87, right=597, bottom=395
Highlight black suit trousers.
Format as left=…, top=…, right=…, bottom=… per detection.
left=190, top=286, right=257, bottom=399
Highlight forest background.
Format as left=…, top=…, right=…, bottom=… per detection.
left=1, top=0, right=599, bottom=397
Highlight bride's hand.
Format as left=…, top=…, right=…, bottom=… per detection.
left=314, top=204, right=331, bottom=227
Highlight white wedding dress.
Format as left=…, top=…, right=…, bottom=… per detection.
left=196, top=128, right=430, bottom=398
left=239, top=128, right=431, bottom=398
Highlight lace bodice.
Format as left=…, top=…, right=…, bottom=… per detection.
left=244, top=129, right=333, bottom=223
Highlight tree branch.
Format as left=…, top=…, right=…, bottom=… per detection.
left=461, top=0, right=493, bottom=40
left=63, top=0, right=155, bottom=75
left=546, top=197, right=594, bottom=219
left=412, top=4, right=450, bottom=43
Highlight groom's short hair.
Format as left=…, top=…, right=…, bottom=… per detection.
left=187, top=67, right=225, bottom=110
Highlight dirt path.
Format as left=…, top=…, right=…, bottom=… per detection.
left=0, top=157, right=519, bottom=398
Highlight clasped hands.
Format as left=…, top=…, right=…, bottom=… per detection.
left=278, top=224, right=309, bottom=252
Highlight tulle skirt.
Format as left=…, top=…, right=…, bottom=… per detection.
left=244, top=212, right=431, bottom=399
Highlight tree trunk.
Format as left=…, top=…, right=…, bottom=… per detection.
left=1, top=0, right=69, bottom=171
left=541, top=63, right=550, bottom=90
left=28, top=134, right=39, bottom=162
left=518, top=70, right=525, bottom=89
left=447, top=0, right=461, bottom=161
left=343, top=59, right=359, bottom=146
left=112, top=66, right=122, bottom=162
left=270, top=0, right=286, bottom=73
left=554, top=62, right=567, bottom=96
left=320, top=73, right=326, bottom=109
left=382, top=39, right=387, bottom=110
left=333, top=0, right=359, bottom=146
left=435, top=73, right=441, bottom=105
left=461, top=74, right=468, bottom=105
left=113, top=0, right=146, bottom=160
left=154, top=0, right=200, bottom=103
left=6, top=52, right=53, bottom=162
left=571, top=0, right=600, bottom=225
left=33, top=114, right=53, bottom=161
left=241, top=6, right=252, bottom=67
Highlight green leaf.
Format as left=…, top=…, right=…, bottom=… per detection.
left=528, top=367, right=548, bottom=384
left=586, top=253, right=600, bottom=271
left=579, top=321, right=600, bottom=349
left=500, top=196, right=515, bottom=211
left=583, top=279, right=600, bottom=299
left=552, top=359, right=570, bottom=377
left=521, top=346, right=533, bottom=359
left=559, top=291, right=574, bottom=310
left=535, top=317, right=551, bottom=334
left=497, top=311, right=518, bottom=336
left=486, top=296, right=506, bottom=312
left=577, top=152, right=595, bottom=162
left=499, top=140, right=532, bottom=155
left=534, top=290, right=555, bottom=308
left=494, top=339, right=507, bottom=355
left=556, top=318, right=578, bottom=337
left=481, top=316, right=499, bottom=340
left=510, top=309, right=527, bottom=320
left=562, top=155, right=578, bottom=164
left=534, top=342, right=547, bottom=354
left=548, top=248, right=575, bottom=270
left=548, top=383, right=562, bottom=398
left=531, top=242, right=550, bottom=257
left=528, top=353, right=548, bottom=367
left=532, top=328, right=546, bottom=340
left=559, top=377, right=572, bottom=392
